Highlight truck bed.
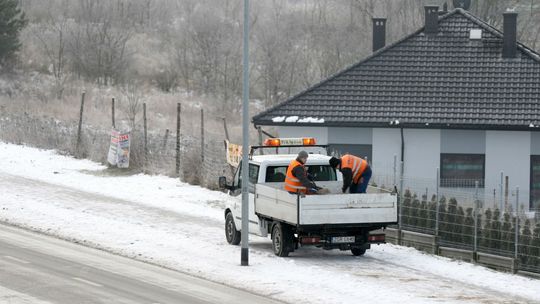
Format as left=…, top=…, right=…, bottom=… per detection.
left=254, top=182, right=398, bottom=226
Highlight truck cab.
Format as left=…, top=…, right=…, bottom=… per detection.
left=219, top=138, right=397, bottom=257
left=222, top=153, right=338, bottom=236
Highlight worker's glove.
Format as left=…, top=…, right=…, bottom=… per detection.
left=310, top=188, right=319, bottom=194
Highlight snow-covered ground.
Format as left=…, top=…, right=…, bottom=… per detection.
left=0, top=142, right=539, bottom=304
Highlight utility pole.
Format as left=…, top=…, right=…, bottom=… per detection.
left=241, top=0, right=250, bottom=267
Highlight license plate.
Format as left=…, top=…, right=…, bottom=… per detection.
left=331, top=236, right=355, bottom=243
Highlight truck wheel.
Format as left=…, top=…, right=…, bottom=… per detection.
left=351, top=247, right=367, bottom=256
left=272, top=223, right=293, bottom=257
left=225, top=212, right=241, bottom=245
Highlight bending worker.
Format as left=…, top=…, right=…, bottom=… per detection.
left=284, top=151, right=321, bottom=194
left=329, top=154, right=372, bottom=194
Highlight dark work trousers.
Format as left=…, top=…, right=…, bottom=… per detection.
left=349, top=166, right=372, bottom=194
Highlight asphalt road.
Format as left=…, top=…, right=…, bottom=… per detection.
left=0, top=224, right=280, bottom=304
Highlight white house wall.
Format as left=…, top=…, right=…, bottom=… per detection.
left=276, top=126, right=328, bottom=155
left=440, top=130, right=485, bottom=154
left=402, top=129, right=441, bottom=195
left=485, top=131, right=530, bottom=211
left=327, top=127, right=372, bottom=144
left=372, top=128, right=401, bottom=179
left=531, top=132, right=540, bottom=154
left=277, top=126, right=328, bottom=144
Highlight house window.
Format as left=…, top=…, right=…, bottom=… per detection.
left=440, top=153, right=485, bottom=188
left=328, top=144, right=372, bottom=162
left=530, top=156, right=540, bottom=210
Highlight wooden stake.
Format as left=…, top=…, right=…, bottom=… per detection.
left=176, top=103, right=181, bottom=177
left=143, top=103, right=148, bottom=157
left=162, top=129, right=169, bottom=150
left=76, top=91, right=86, bottom=155
left=201, top=108, right=205, bottom=163
left=112, top=97, right=116, bottom=128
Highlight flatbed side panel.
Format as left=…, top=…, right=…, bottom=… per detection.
left=301, top=193, right=395, bottom=208
left=255, top=184, right=298, bottom=225
left=299, top=194, right=397, bottom=225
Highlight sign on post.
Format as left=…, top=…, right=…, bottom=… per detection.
left=225, top=140, right=243, bottom=167
left=107, top=128, right=130, bottom=168
left=117, top=132, right=130, bottom=168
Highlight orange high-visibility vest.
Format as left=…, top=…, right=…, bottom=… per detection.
left=341, top=154, right=368, bottom=184
left=284, top=159, right=308, bottom=194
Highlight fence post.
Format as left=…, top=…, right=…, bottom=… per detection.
left=398, top=160, right=404, bottom=245
left=393, top=154, right=397, bottom=187
left=162, top=129, right=169, bottom=150
left=513, top=186, right=520, bottom=273
left=435, top=167, right=440, bottom=237
left=473, top=180, right=479, bottom=261
left=143, top=103, right=148, bottom=162
left=176, top=103, right=181, bottom=177
left=257, top=126, right=264, bottom=155
left=76, top=91, right=86, bottom=155
left=505, top=176, right=509, bottom=210
left=112, top=97, right=116, bottom=128
left=515, top=186, right=519, bottom=260
left=200, top=108, right=205, bottom=163
left=500, top=171, right=504, bottom=213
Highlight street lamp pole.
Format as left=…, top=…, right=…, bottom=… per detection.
left=240, top=0, right=250, bottom=266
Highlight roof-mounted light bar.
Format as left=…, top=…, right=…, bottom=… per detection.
left=263, top=137, right=317, bottom=147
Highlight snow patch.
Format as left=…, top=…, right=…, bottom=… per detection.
left=297, top=117, right=325, bottom=123
left=284, top=116, right=299, bottom=123
left=272, top=116, right=286, bottom=123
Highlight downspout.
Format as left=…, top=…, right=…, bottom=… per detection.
left=400, top=127, right=405, bottom=194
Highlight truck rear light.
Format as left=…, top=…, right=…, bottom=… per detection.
left=368, top=234, right=385, bottom=243
left=300, top=237, right=321, bottom=244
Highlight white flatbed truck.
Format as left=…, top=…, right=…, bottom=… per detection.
left=219, top=139, right=398, bottom=257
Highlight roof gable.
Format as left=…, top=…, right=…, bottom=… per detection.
left=253, top=9, right=540, bottom=131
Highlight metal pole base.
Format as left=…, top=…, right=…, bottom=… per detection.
left=241, top=248, right=249, bottom=266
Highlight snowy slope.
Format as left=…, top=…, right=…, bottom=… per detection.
left=0, top=143, right=539, bottom=304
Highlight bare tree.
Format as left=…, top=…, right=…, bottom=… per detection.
left=120, top=81, right=143, bottom=130
left=33, top=15, right=71, bottom=98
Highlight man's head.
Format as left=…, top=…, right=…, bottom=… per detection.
left=329, top=157, right=341, bottom=169
left=297, top=150, right=309, bottom=164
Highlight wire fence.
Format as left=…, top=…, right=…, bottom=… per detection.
left=370, top=158, right=539, bottom=274
left=0, top=112, right=230, bottom=189
left=394, top=188, right=540, bottom=274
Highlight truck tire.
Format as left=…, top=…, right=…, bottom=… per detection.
left=225, top=212, right=241, bottom=245
left=351, top=247, right=367, bottom=256
left=272, top=223, right=293, bottom=257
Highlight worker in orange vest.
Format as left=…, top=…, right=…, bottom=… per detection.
left=329, top=155, right=372, bottom=193
left=284, top=151, right=321, bottom=194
